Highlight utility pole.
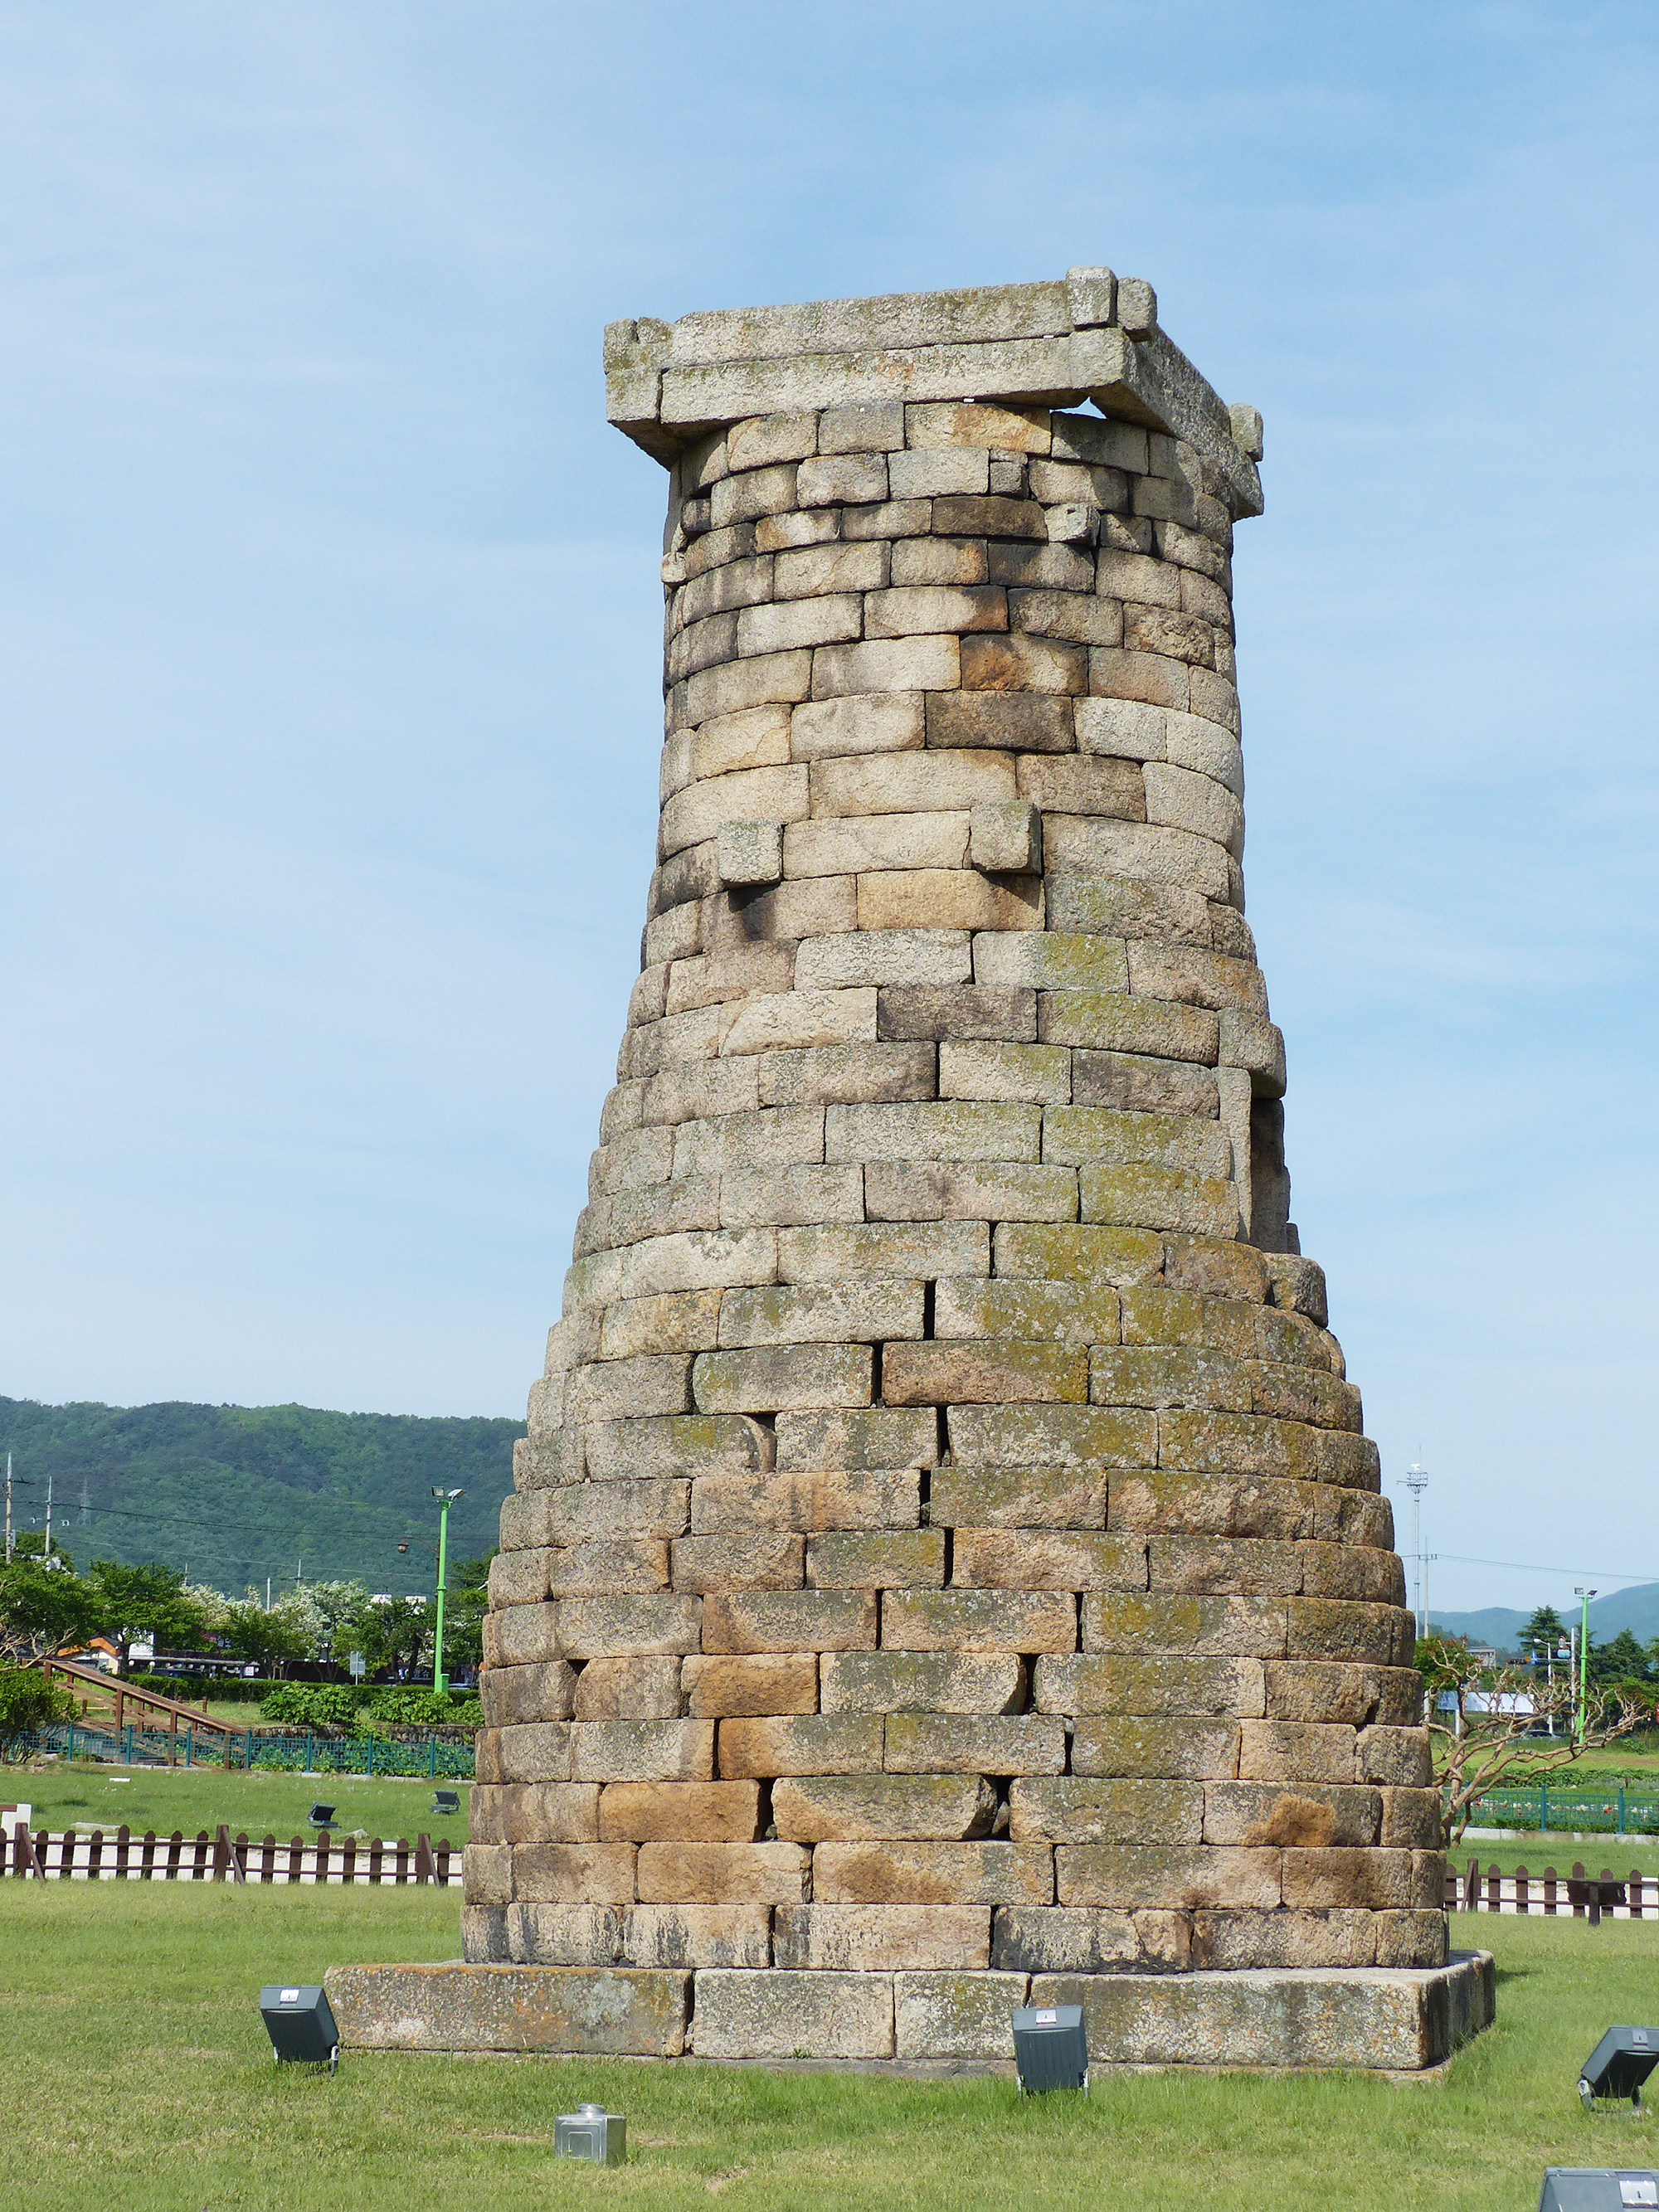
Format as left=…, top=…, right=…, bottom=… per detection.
left=45, top=1472, right=53, bottom=1559
left=3, top=1454, right=11, bottom=1564
left=1404, top=1465, right=1428, bottom=1638
left=431, top=1487, right=465, bottom=1693
left=1574, top=1587, right=1597, bottom=1745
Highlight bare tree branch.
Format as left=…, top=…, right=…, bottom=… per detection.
left=1416, top=1636, right=1644, bottom=1849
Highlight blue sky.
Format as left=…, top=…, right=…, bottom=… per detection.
left=2, top=3, right=1655, bottom=1614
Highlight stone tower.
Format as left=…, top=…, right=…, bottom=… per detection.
left=409, top=273, right=1487, bottom=2073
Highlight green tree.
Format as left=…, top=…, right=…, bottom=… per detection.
left=328, top=1587, right=386, bottom=1676
left=1591, top=1628, right=1655, bottom=1688
left=361, top=1596, right=431, bottom=1680
left=442, top=1553, right=493, bottom=1675
left=0, top=1556, right=101, bottom=1665
left=0, top=1665, right=77, bottom=1753
left=1517, top=1605, right=1568, bottom=1655
left=216, top=1596, right=312, bottom=1675
left=86, top=1561, right=214, bottom=1667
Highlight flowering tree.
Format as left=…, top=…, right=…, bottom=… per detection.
left=216, top=1594, right=313, bottom=1675
left=301, top=1580, right=374, bottom=1667
left=1415, top=1635, right=1645, bottom=1850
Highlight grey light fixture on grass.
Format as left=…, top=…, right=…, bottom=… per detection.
left=1579, top=2030, right=1659, bottom=2112
left=554, top=2103, right=625, bottom=2165
left=1011, top=2005, right=1088, bottom=2095
left=1539, top=2174, right=1659, bottom=2210
left=260, top=1985, right=339, bottom=2072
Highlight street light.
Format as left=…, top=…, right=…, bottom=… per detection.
left=1530, top=1640, right=1557, bottom=1738
left=1404, top=1465, right=1428, bottom=1638
left=431, top=1488, right=465, bottom=1693
left=1575, top=1587, right=1598, bottom=1745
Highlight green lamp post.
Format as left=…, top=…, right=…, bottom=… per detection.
left=431, top=1487, right=465, bottom=1693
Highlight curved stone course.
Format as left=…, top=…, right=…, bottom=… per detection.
left=464, top=273, right=1447, bottom=2047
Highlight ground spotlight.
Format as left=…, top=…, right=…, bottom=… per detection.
left=1540, top=2172, right=1659, bottom=2208
left=554, top=2103, right=625, bottom=2165
left=1579, top=2030, right=1659, bottom=2112
left=1011, top=2004, right=1088, bottom=2095
left=260, top=1984, right=340, bottom=2073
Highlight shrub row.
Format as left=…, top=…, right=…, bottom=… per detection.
left=129, top=1674, right=277, bottom=1704
left=120, top=1675, right=483, bottom=1728
left=256, top=1683, right=482, bottom=1730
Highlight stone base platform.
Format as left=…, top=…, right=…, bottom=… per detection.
left=325, top=1952, right=1494, bottom=2075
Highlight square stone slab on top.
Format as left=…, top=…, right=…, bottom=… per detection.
left=602, top=270, right=1263, bottom=519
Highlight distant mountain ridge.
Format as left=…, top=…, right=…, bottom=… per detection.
left=0, top=1396, right=518, bottom=1598
left=1430, top=1587, right=1659, bottom=1650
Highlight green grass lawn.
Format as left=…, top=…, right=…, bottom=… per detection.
left=1515, top=1746, right=1659, bottom=1779
left=6, top=1761, right=469, bottom=1845
left=1, top=1885, right=1657, bottom=2211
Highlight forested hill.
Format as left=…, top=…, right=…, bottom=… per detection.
left=0, top=1398, right=519, bottom=1599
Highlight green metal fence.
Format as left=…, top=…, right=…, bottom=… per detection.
left=1477, top=1786, right=1659, bottom=1835
left=12, top=1722, right=474, bottom=1780
left=248, top=1731, right=474, bottom=1779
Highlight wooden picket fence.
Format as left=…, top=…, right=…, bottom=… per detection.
left=2, top=1821, right=457, bottom=1886
left=1446, top=1858, right=1655, bottom=1923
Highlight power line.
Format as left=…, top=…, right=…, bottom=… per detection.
left=2, top=1495, right=494, bottom=1588
left=14, top=1494, right=490, bottom=1548
left=1436, top=1553, right=1659, bottom=1588
left=1, top=1466, right=495, bottom=1549
left=0, top=1479, right=318, bottom=1544
left=77, top=1499, right=384, bottom=1541
left=7, top=1498, right=348, bottom=1553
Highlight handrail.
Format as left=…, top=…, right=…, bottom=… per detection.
left=38, top=1657, right=239, bottom=1736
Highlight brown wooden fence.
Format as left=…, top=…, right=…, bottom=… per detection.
left=1445, top=1858, right=1653, bottom=1923
left=2, top=1822, right=456, bottom=1885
